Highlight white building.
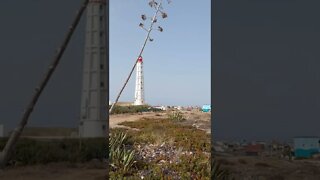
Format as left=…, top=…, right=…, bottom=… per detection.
left=79, top=0, right=107, bottom=138
left=153, top=106, right=167, bottom=111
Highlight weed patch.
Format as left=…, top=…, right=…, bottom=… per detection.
left=110, top=117, right=212, bottom=179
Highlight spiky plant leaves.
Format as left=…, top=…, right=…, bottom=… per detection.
left=109, top=132, right=136, bottom=174
left=211, top=158, right=233, bottom=180
left=109, top=132, right=127, bottom=151
left=122, top=149, right=136, bottom=172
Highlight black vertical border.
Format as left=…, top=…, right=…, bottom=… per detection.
left=106, top=0, right=110, bottom=178
left=211, top=0, right=215, bottom=177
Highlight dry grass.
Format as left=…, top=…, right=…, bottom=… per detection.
left=120, top=118, right=211, bottom=151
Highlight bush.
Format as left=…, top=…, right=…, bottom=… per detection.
left=0, top=138, right=106, bottom=166
left=168, top=111, right=185, bottom=122
left=110, top=105, right=162, bottom=114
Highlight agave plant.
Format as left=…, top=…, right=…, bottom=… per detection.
left=109, top=132, right=136, bottom=174
left=211, top=158, right=234, bottom=180
left=109, top=132, right=127, bottom=151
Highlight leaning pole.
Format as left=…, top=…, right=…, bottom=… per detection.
left=0, top=0, right=89, bottom=168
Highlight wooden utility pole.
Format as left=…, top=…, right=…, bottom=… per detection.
left=0, top=0, right=89, bottom=168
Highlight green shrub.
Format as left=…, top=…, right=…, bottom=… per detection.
left=168, top=111, right=185, bottom=122
left=0, top=138, right=106, bottom=166
left=117, top=118, right=213, bottom=178
left=110, top=105, right=162, bottom=114
left=109, top=132, right=128, bottom=152
left=109, top=132, right=136, bottom=176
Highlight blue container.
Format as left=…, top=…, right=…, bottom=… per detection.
left=202, top=105, right=211, bottom=112
left=293, top=137, right=320, bottom=158
left=295, top=148, right=319, bottom=158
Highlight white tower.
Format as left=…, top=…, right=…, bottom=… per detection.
left=134, top=56, right=145, bottom=105
left=79, top=0, right=107, bottom=137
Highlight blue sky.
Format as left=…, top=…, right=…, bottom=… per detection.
left=110, top=0, right=211, bottom=106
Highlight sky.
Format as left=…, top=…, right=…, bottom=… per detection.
left=0, top=0, right=210, bottom=134
left=213, top=0, right=320, bottom=141
left=110, top=0, right=211, bottom=106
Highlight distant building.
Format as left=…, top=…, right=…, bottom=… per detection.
left=153, top=106, right=167, bottom=111
left=202, top=105, right=211, bottom=112
left=293, top=136, right=320, bottom=158
left=0, top=124, right=4, bottom=137
left=173, top=106, right=182, bottom=110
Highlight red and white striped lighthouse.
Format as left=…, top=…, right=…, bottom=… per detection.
left=134, top=56, right=145, bottom=105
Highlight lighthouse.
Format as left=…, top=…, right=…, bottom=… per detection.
left=134, top=56, right=145, bottom=105
left=79, top=0, right=107, bottom=137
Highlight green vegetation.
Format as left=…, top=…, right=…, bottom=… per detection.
left=110, top=118, right=212, bottom=179
left=168, top=111, right=185, bottom=122
left=110, top=105, right=162, bottom=114
left=211, top=158, right=234, bottom=180
left=109, top=132, right=136, bottom=175
left=18, top=127, right=77, bottom=137
left=0, top=138, right=106, bottom=166
left=120, top=118, right=210, bottom=151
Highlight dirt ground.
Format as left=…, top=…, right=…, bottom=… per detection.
left=0, top=163, right=106, bottom=180
left=216, top=154, right=320, bottom=180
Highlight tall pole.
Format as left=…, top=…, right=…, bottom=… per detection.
left=0, top=0, right=89, bottom=168
left=109, top=1, right=162, bottom=114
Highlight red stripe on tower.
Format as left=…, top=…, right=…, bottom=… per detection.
left=138, top=56, right=143, bottom=63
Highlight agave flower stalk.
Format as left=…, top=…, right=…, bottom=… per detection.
left=109, top=0, right=170, bottom=114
